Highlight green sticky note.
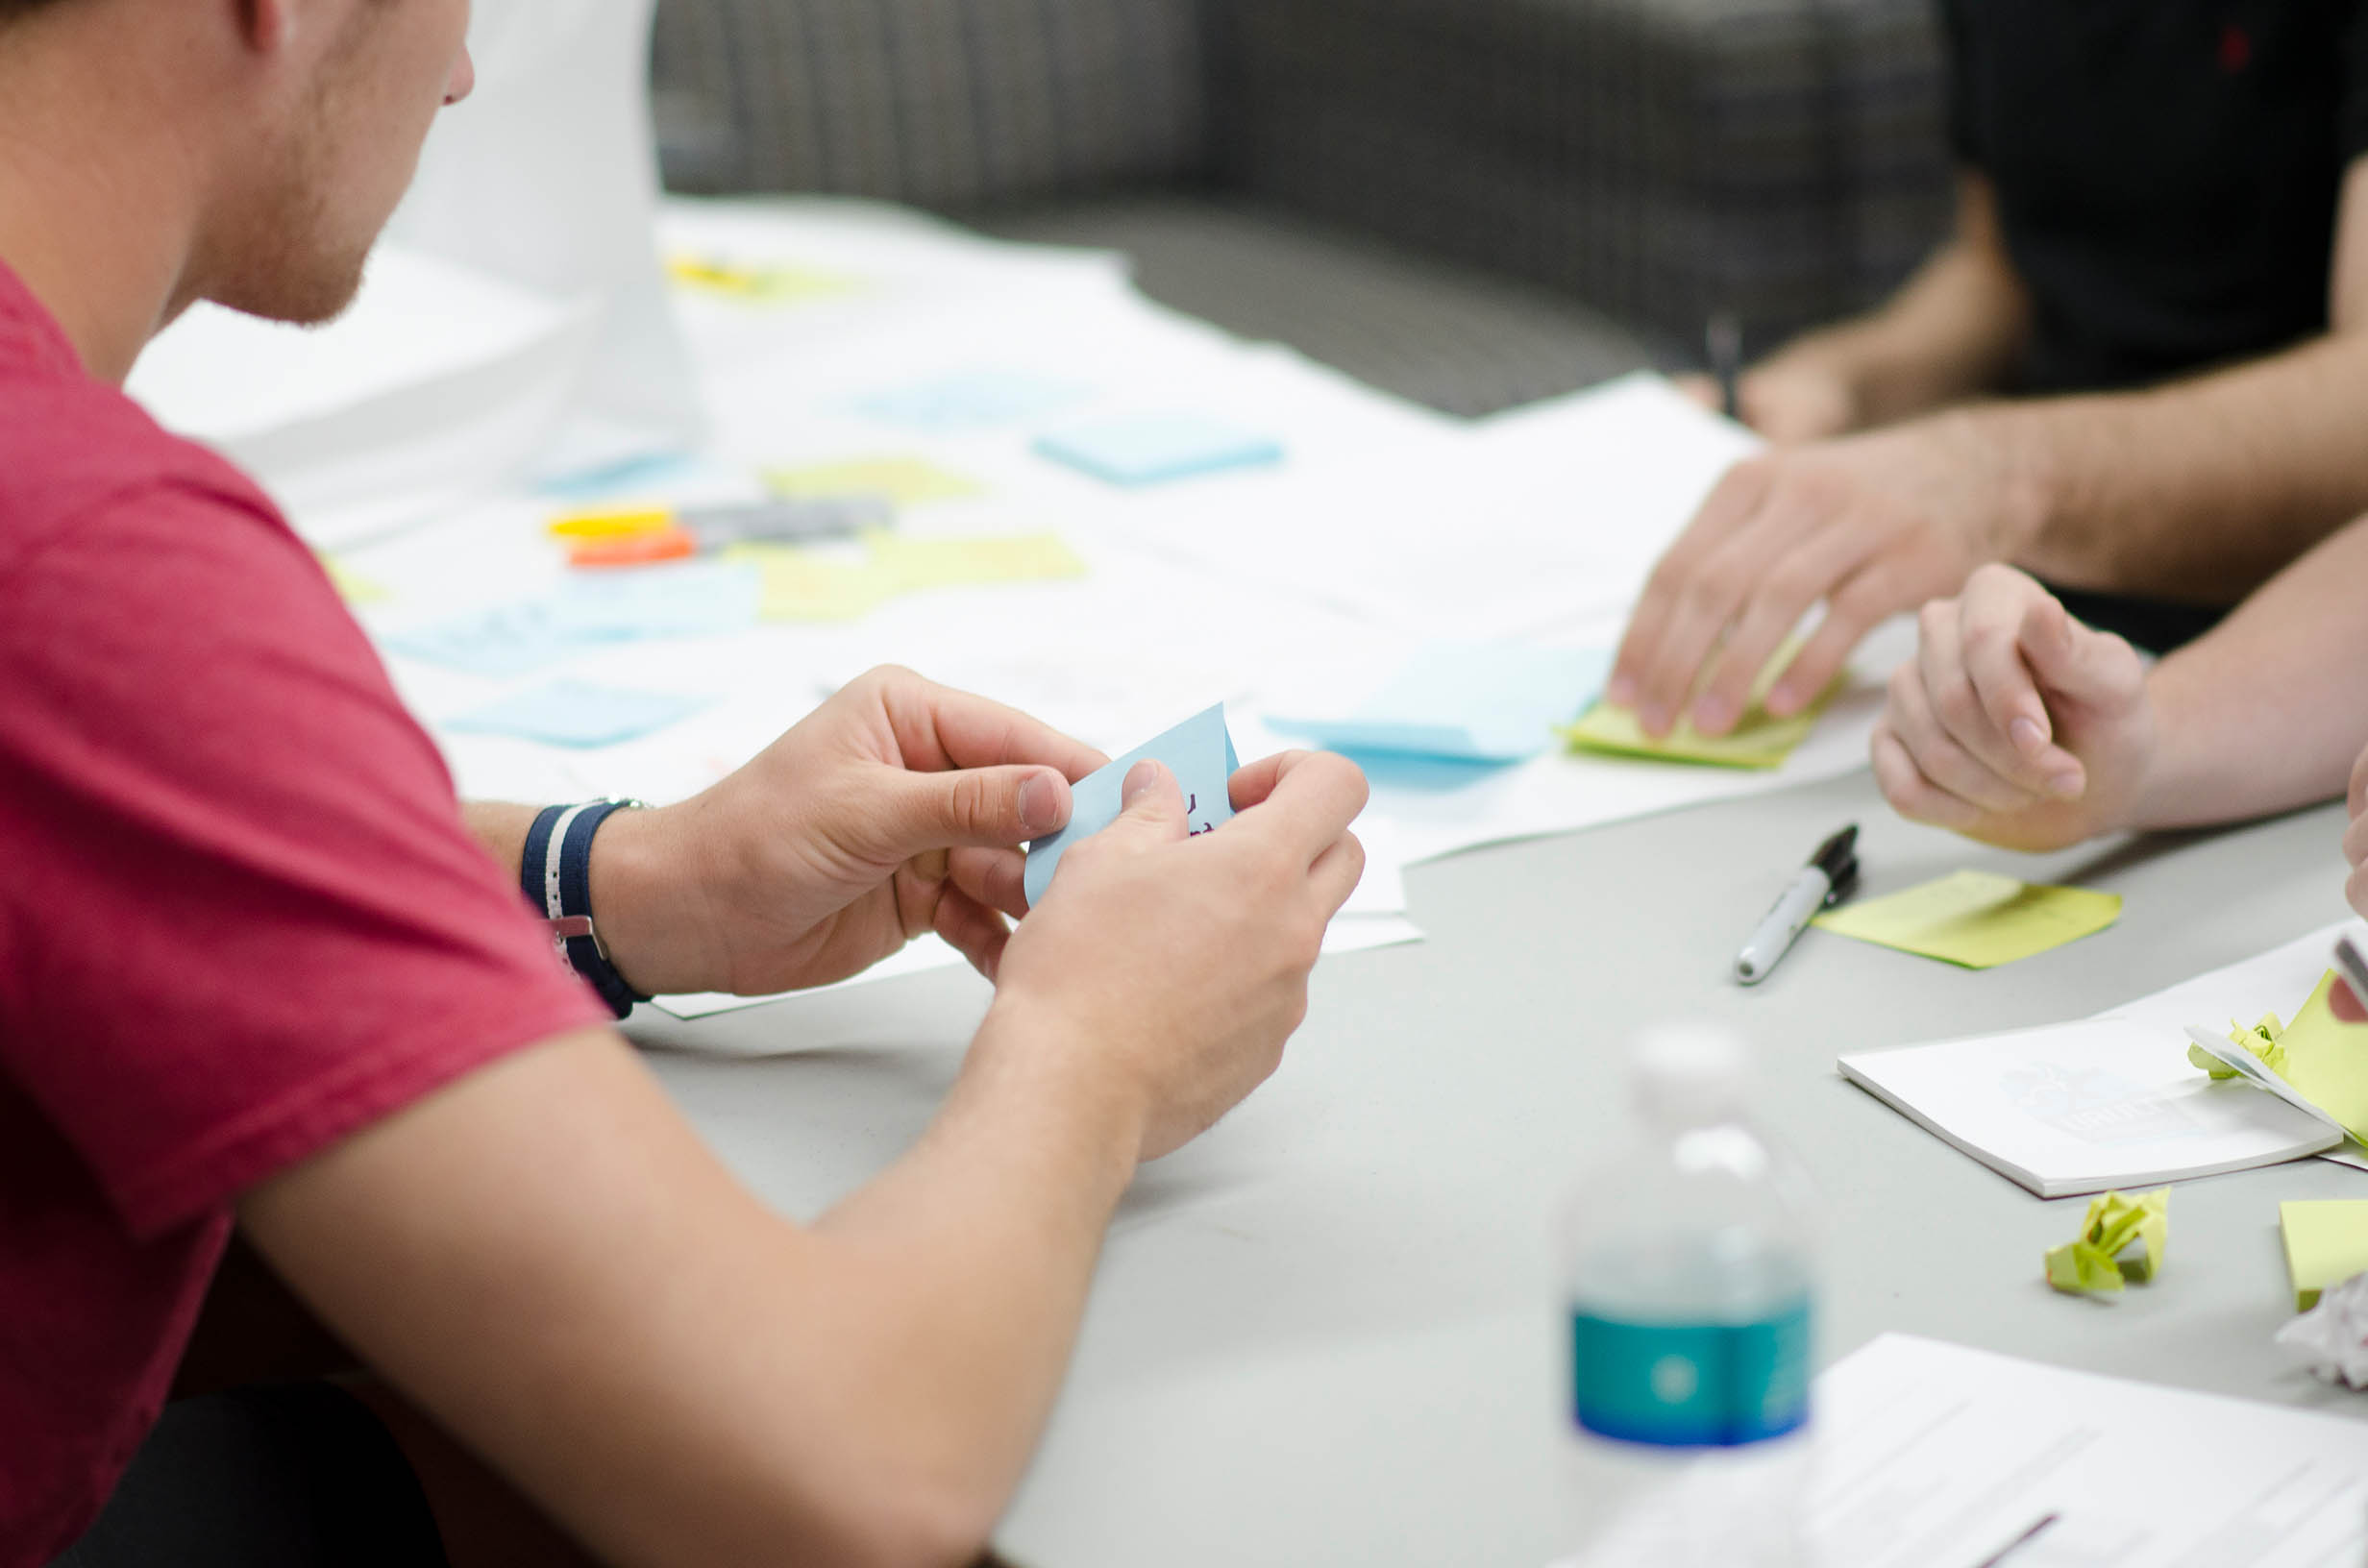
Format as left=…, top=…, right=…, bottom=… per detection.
left=1560, top=643, right=1837, bottom=770
left=2045, top=1187, right=2168, bottom=1296
left=2264, top=971, right=2368, bottom=1140
left=729, top=530, right=1085, bottom=623
left=763, top=456, right=983, bottom=506
left=1812, top=869, right=2119, bottom=969
left=2281, top=1199, right=2368, bottom=1310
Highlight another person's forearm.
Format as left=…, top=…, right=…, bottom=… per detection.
left=2127, top=516, right=2368, bottom=828
left=1984, top=329, right=2368, bottom=600
left=1763, top=175, right=2030, bottom=429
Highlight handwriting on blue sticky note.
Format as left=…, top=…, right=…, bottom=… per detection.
left=855, top=369, right=1092, bottom=432
left=1024, top=704, right=1240, bottom=908
left=1269, top=644, right=1610, bottom=763
left=1033, top=412, right=1283, bottom=486
left=384, top=603, right=576, bottom=678
left=546, top=561, right=762, bottom=640
left=445, top=679, right=709, bottom=749
left=385, top=564, right=761, bottom=676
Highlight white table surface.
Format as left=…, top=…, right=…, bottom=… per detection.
left=626, top=767, right=2368, bottom=1567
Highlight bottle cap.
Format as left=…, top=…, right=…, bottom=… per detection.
left=1631, top=1021, right=1752, bottom=1120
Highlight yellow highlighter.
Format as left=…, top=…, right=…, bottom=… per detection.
left=548, top=496, right=894, bottom=569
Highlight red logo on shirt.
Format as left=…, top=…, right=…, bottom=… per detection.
left=2218, top=22, right=2251, bottom=72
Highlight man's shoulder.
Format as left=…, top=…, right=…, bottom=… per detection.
left=0, top=358, right=281, bottom=574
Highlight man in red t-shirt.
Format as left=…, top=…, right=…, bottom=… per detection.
left=0, top=2, right=1369, bottom=1564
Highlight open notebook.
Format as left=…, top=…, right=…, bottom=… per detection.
left=1838, top=920, right=2367, bottom=1197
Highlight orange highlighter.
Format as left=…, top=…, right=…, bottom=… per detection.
left=554, top=495, right=895, bottom=568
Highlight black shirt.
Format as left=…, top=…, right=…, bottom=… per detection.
left=1947, top=0, right=2368, bottom=395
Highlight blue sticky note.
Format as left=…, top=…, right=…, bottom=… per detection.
left=545, top=561, right=763, bottom=641
left=1268, top=644, right=1610, bottom=763
left=444, top=679, right=709, bottom=749
left=386, top=564, right=762, bottom=676
left=384, top=602, right=576, bottom=678
left=855, top=369, right=1092, bottom=432
left=1033, top=412, right=1284, bottom=486
left=1024, top=703, right=1240, bottom=908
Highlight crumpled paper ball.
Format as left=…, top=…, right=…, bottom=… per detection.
left=2276, top=1269, right=2368, bottom=1388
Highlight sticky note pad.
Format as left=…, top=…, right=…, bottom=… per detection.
left=1024, top=704, right=1239, bottom=908
left=732, top=532, right=1085, bottom=622
left=1813, top=869, right=2120, bottom=968
left=765, top=457, right=983, bottom=506
left=2257, top=970, right=2368, bottom=1141
left=545, top=560, right=763, bottom=640
left=1034, top=413, right=1283, bottom=486
left=1561, top=639, right=1838, bottom=770
left=855, top=370, right=1091, bottom=432
left=732, top=546, right=894, bottom=622
left=444, top=679, right=708, bottom=749
left=873, top=532, right=1086, bottom=592
left=2282, top=1200, right=2368, bottom=1310
left=385, top=603, right=578, bottom=678
left=1270, top=644, right=1610, bottom=763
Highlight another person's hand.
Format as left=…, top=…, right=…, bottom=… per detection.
left=1607, top=412, right=2041, bottom=739
left=592, top=666, right=1107, bottom=997
left=987, top=749, right=1368, bottom=1160
left=1673, top=356, right=1862, bottom=445
left=2336, top=744, right=2368, bottom=1021
left=1869, top=566, right=2153, bottom=852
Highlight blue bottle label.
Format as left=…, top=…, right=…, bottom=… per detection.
left=1569, top=1300, right=1811, bottom=1448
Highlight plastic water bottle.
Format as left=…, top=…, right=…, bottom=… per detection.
left=1558, top=1022, right=1817, bottom=1566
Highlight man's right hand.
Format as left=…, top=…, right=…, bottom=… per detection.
left=985, top=749, right=1368, bottom=1162
left=1870, top=566, right=2154, bottom=851
left=1608, top=410, right=2046, bottom=741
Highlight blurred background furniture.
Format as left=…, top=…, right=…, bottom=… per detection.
left=649, top=0, right=1953, bottom=417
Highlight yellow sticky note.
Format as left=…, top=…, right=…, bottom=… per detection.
left=1812, top=869, right=2120, bottom=968
left=2261, top=970, right=2368, bottom=1139
left=665, top=255, right=860, bottom=304
left=872, top=532, right=1085, bottom=592
left=764, top=457, right=983, bottom=506
left=731, top=532, right=1084, bottom=622
left=1560, top=644, right=1838, bottom=770
left=731, top=545, right=896, bottom=622
left=317, top=553, right=388, bottom=604
left=2281, top=1199, right=2368, bottom=1310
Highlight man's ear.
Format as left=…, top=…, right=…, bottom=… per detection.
left=234, top=0, right=296, bottom=55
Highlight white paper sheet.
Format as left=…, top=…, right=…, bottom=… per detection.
left=648, top=915, right=1426, bottom=1026
left=1839, top=920, right=2368, bottom=1196
left=1734, top=1335, right=2363, bottom=1568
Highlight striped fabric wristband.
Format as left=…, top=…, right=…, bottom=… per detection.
left=521, top=799, right=650, bottom=1018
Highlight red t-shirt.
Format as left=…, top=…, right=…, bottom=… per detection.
left=0, top=264, right=606, bottom=1562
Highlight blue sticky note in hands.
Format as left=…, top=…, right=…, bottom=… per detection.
left=1034, top=413, right=1284, bottom=486
left=1024, top=703, right=1240, bottom=908
left=444, top=679, right=709, bottom=749
left=1268, top=643, right=1610, bottom=763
